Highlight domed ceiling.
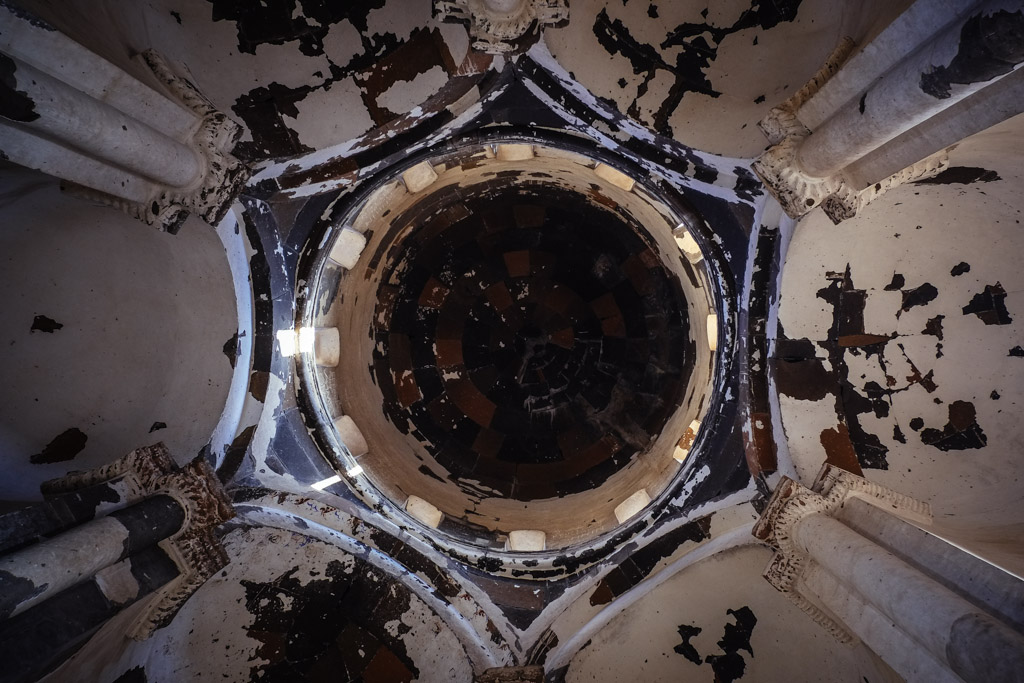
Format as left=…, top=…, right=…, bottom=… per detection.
left=370, top=183, right=691, bottom=501
left=299, top=135, right=734, bottom=554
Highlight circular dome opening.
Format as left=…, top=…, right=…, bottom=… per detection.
left=301, top=138, right=719, bottom=554
left=371, top=183, right=690, bottom=501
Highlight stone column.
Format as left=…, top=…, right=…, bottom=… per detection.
left=753, top=0, right=1024, bottom=223
left=0, top=546, right=179, bottom=683
left=754, top=464, right=1024, bottom=683
left=0, top=495, right=184, bottom=619
left=0, top=443, right=234, bottom=682
left=0, top=3, right=249, bottom=232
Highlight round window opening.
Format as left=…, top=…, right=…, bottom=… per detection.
left=301, top=139, right=720, bottom=554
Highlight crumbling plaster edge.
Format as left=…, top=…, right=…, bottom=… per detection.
left=229, top=497, right=508, bottom=672
left=543, top=519, right=759, bottom=673
left=206, top=206, right=256, bottom=466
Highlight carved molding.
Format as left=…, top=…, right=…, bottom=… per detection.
left=41, top=443, right=234, bottom=639
left=751, top=138, right=845, bottom=220
left=64, top=50, right=250, bottom=233
left=132, top=456, right=234, bottom=639
left=758, top=37, right=856, bottom=145
left=753, top=37, right=949, bottom=224
left=753, top=463, right=932, bottom=644
left=819, top=152, right=949, bottom=222
left=752, top=37, right=854, bottom=222
left=435, top=0, right=568, bottom=54
left=41, top=443, right=176, bottom=501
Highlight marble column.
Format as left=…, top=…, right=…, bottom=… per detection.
left=0, top=495, right=184, bottom=619
left=0, top=443, right=235, bottom=682
left=753, top=0, right=1024, bottom=223
left=0, top=3, right=249, bottom=232
left=0, top=546, right=179, bottom=683
left=754, top=464, right=1024, bottom=683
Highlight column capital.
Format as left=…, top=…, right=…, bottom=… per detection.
left=752, top=34, right=954, bottom=224
left=434, top=0, right=568, bottom=54
left=40, top=444, right=234, bottom=639
left=63, top=50, right=250, bottom=232
left=752, top=464, right=931, bottom=643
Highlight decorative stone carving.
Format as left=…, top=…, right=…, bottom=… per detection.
left=41, top=443, right=235, bottom=639
left=818, top=153, right=949, bottom=222
left=434, top=0, right=568, bottom=54
left=62, top=50, right=250, bottom=233
left=41, top=442, right=176, bottom=500
left=476, top=665, right=545, bottom=683
left=753, top=33, right=961, bottom=224
left=752, top=463, right=931, bottom=644
left=752, top=38, right=856, bottom=223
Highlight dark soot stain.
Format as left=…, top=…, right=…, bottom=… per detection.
left=371, top=186, right=691, bottom=500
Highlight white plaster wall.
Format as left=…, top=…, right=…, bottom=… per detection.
left=19, top=0, right=473, bottom=158
left=0, top=166, right=235, bottom=500
left=566, top=544, right=894, bottom=683
left=544, top=0, right=913, bottom=158
left=776, top=114, right=1024, bottom=533
left=56, top=527, right=476, bottom=683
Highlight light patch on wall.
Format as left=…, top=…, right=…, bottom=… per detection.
left=277, top=329, right=298, bottom=357
left=376, top=65, right=449, bottom=118
left=311, top=474, right=342, bottom=491
left=291, top=78, right=375, bottom=150
left=321, top=19, right=362, bottom=68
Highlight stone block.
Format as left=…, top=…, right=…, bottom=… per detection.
left=333, top=415, right=369, bottom=457
left=508, top=529, right=546, bottom=552
left=402, top=161, right=439, bottom=193
left=594, top=162, right=635, bottom=192
left=614, top=488, right=650, bottom=524
left=405, top=495, right=443, bottom=528
left=328, top=227, right=367, bottom=270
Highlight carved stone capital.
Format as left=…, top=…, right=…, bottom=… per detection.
left=64, top=50, right=250, bottom=233
left=752, top=36, right=953, bottom=224
left=435, top=0, right=568, bottom=54
left=41, top=443, right=177, bottom=501
left=131, top=456, right=234, bottom=639
left=751, top=139, right=845, bottom=220
left=753, top=463, right=931, bottom=644
left=41, top=444, right=234, bottom=639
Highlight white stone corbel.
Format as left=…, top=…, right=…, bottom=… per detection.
left=434, top=0, right=568, bottom=54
